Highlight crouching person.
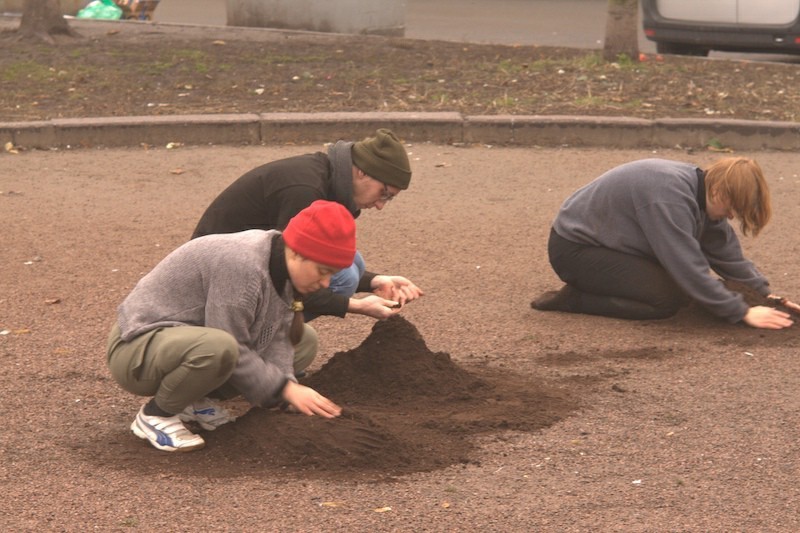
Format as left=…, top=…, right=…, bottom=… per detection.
left=106, top=200, right=354, bottom=452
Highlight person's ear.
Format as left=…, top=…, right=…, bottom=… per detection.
left=285, top=247, right=300, bottom=262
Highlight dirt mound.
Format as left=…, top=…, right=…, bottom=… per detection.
left=89, top=316, right=579, bottom=481
left=301, top=315, right=486, bottom=404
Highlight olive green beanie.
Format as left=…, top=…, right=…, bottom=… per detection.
left=351, top=129, right=412, bottom=190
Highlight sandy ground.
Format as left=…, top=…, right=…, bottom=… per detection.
left=2, top=142, right=800, bottom=531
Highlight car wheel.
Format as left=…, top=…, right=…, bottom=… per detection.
left=656, top=42, right=710, bottom=57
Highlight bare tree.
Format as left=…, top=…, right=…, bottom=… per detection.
left=17, top=0, right=78, bottom=44
left=603, top=0, right=639, bottom=62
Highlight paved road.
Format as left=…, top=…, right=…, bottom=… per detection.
left=151, top=0, right=800, bottom=62
left=3, top=0, right=793, bottom=60
left=151, top=0, right=654, bottom=51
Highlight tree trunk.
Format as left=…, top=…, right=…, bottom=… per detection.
left=603, top=0, right=639, bottom=62
left=18, top=0, right=77, bottom=44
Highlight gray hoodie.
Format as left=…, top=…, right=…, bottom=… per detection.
left=117, top=230, right=296, bottom=407
left=552, top=158, right=769, bottom=322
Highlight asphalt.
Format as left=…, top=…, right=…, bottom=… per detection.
left=2, top=15, right=800, bottom=152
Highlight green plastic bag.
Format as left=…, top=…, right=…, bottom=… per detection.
left=76, top=0, right=123, bottom=20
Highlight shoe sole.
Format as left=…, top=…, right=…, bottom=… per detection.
left=131, top=419, right=205, bottom=452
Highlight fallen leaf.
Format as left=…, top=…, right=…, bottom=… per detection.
left=170, top=168, right=186, bottom=175
left=319, top=501, right=344, bottom=508
left=374, top=506, right=392, bottom=513
left=14, top=329, right=32, bottom=334
left=441, top=502, right=451, bottom=509
left=4, top=141, right=18, bottom=154
left=708, top=146, right=734, bottom=153
left=45, top=298, right=61, bottom=305
left=212, top=40, right=226, bottom=45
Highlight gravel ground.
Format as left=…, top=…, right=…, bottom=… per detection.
left=2, top=142, right=800, bottom=531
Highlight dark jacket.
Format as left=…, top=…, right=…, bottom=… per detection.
left=192, top=147, right=376, bottom=317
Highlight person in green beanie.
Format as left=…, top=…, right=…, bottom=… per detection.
left=191, top=128, right=424, bottom=372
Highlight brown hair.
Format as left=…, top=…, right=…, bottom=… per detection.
left=704, top=157, right=771, bottom=236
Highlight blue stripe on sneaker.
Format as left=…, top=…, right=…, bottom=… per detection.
left=194, top=408, right=216, bottom=415
left=141, top=415, right=175, bottom=448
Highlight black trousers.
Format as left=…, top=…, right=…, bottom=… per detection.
left=547, top=228, right=691, bottom=320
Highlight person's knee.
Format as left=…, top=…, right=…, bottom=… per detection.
left=328, top=251, right=365, bottom=297
left=645, top=293, right=689, bottom=319
left=649, top=282, right=691, bottom=318
left=293, top=323, right=318, bottom=375
left=199, top=329, right=239, bottom=377
left=647, top=303, right=681, bottom=319
left=329, top=264, right=361, bottom=296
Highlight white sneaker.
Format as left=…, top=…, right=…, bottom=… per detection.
left=131, top=405, right=205, bottom=452
left=178, top=397, right=235, bottom=431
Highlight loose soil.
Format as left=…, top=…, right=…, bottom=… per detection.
left=2, top=17, right=800, bottom=123
left=102, top=316, right=577, bottom=482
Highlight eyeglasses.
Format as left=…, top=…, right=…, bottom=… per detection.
left=379, top=182, right=397, bottom=202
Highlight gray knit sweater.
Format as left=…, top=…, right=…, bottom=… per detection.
left=117, top=229, right=296, bottom=407
left=552, top=158, right=770, bottom=323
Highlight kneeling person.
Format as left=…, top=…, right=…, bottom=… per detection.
left=106, top=200, right=354, bottom=452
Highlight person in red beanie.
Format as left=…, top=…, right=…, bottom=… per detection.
left=106, top=200, right=354, bottom=452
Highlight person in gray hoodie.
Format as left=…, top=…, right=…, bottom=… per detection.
left=107, top=200, right=355, bottom=452
left=531, top=157, right=799, bottom=329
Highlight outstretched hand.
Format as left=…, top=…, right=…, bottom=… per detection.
left=281, top=381, right=341, bottom=418
left=347, top=275, right=424, bottom=319
left=370, top=275, right=424, bottom=307
left=743, top=305, right=794, bottom=330
left=348, top=294, right=405, bottom=319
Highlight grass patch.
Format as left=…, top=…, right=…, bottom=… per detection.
left=2, top=60, right=54, bottom=82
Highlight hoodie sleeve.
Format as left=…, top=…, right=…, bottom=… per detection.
left=204, top=300, right=295, bottom=408
left=635, top=200, right=750, bottom=323
left=699, top=220, right=770, bottom=296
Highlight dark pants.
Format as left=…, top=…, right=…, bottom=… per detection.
left=548, top=228, right=691, bottom=320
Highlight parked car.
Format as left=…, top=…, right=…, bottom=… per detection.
left=642, top=0, right=800, bottom=56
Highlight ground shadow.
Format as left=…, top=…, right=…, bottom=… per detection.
left=81, top=317, right=581, bottom=481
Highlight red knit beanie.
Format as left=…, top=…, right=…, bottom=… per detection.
left=283, top=200, right=356, bottom=269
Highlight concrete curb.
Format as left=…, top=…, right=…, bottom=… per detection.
left=3, top=112, right=800, bottom=151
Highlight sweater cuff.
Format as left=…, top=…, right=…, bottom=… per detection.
left=357, top=271, right=377, bottom=293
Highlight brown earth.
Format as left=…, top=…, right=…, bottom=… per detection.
left=2, top=17, right=800, bottom=124
left=3, top=17, right=800, bottom=533
left=4, top=144, right=800, bottom=531
left=103, top=316, right=577, bottom=483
